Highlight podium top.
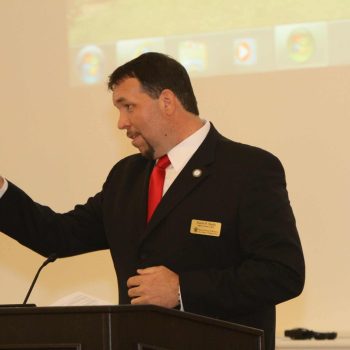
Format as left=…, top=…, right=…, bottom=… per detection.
left=0, top=304, right=262, bottom=335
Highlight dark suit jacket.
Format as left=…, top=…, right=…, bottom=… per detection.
left=0, top=125, right=305, bottom=350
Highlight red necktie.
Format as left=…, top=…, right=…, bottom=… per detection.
left=147, top=155, right=171, bottom=222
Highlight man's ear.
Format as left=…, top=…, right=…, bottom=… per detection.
left=159, top=89, right=176, bottom=115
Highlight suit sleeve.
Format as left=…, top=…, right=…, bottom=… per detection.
left=179, top=153, right=305, bottom=315
left=0, top=181, right=108, bottom=258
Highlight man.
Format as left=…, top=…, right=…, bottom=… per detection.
left=0, top=52, right=304, bottom=350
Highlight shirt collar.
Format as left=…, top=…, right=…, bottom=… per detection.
left=167, top=120, right=210, bottom=172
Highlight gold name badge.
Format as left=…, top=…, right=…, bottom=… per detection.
left=190, top=219, right=222, bottom=237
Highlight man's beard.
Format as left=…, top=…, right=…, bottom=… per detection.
left=141, top=138, right=155, bottom=160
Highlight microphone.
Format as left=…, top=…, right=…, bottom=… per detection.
left=22, top=253, right=58, bottom=305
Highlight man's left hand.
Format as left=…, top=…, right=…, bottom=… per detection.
left=127, top=265, right=180, bottom=308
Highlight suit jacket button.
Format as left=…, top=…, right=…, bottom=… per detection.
left=139, top=253, right=147, bottom=260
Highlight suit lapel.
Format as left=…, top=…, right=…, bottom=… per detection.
left=139, top=124, right=220, bottom=242
left=132, top=158, right=154, bottom=235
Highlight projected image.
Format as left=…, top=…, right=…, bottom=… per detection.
left=275, top=22, right=328, bottom=69
left=288, top=29, right=316, bottom=63
left=178, top=41, right=208, bottom=73
left=233, top=38, right=257, bottom=66
left=116, top=38, right=166, bottom=66
left=76, top=45, right=105, bottom=84
left=66, top=0, right=350, bottom=86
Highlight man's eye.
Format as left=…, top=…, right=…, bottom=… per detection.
left=125, top=104, right=134, bottom=112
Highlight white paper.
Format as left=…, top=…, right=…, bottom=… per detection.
left=50, top=291, right=111, bottom=306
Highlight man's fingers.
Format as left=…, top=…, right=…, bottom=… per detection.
left=127, top=274, right=142, bottom=288
left=136, top=266, right=162, bottom=275
left=128, top=286, right=140, bottom=298
left=128, top=266, right=162, bottom=287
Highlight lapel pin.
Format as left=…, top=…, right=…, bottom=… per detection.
left=192, top=169, right=202, bottom=178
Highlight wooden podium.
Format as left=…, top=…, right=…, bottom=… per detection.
left=0, top=305, right=264, bottom=350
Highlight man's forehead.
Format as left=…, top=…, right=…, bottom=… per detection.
left=112, top=77, right=147, bottom=105
left=112, top=77, right=141, bottom=91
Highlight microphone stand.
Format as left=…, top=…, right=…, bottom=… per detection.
left=0, top=254, right=57, bottom=308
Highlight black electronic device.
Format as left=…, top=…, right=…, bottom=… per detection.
left=285, top=328, right=337, bottom=340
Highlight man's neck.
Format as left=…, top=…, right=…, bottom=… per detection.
left=171, top=114, right=205, bottom=148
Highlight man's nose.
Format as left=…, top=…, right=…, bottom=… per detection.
left=118, top=112, right=130, bottom=130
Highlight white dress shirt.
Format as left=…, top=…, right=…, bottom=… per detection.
left=162, top=120, right=210, bottom=194
left=0, top=177, right=8, bottom=198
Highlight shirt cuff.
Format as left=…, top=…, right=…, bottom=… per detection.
left=178, top=285, right=184, bottom=311
left=0, top=177, right=9, bottom=199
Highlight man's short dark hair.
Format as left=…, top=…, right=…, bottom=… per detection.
left=108, top=52, right=199, bottom=115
